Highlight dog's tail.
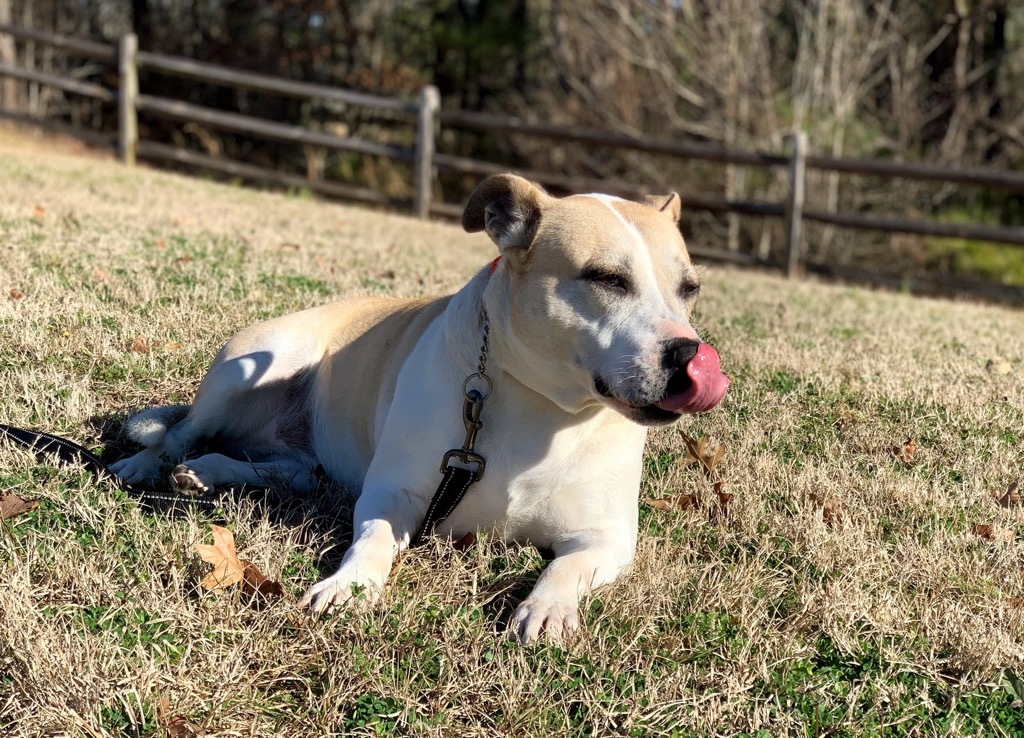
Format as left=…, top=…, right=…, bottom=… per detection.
left=122, top=405, right=190, bottom=447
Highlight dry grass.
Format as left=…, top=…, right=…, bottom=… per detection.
left=1, top=124, right=1023, bottom=737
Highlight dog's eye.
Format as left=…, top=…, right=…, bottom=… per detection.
left=582, top=268, right=630, bottom=293
left=680, top=281, right=701, bottom=299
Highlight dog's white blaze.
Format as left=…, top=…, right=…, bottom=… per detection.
left=583, top=194, right=643, bottom=245
left=582, top=194, right=671, bottom=318
left=580, top=194, right=675, bottom=384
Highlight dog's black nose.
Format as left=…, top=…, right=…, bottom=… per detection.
left=662, top=338, right=700, bottom=369
left=662, top=338, right=699, bottom=398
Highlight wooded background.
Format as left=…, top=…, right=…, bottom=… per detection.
left=3, top=0, right=1024, bottom=287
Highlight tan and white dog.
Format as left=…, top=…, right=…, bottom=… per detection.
left=111, top=174, right=730, bottom=643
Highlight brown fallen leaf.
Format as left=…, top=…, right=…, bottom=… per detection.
left=194, top=524, right=246, bottom=591
left=712, top=482, right=732, bottom=521
left=176, top=255, right=193, bottom=263
left=996, top=481, right=1021, bottom=508
left=974, top=524, right=1014, bottom=542
left=9, top=288, right=24, bottom=300
left=154, top=238, right=167, bottom=250
left=678, top=431, right=727, bottom=475
left=709, top=444, right=726, bottom=473
left=194, top=525, right=284, bottom=599
left=156, top=695, right=203, bottom=736
left=453, top=531, right=477, bottom=552
left=891, top=437, right=916, bottom=462
left=809, top=492, right=843, bottom=528
left=31, top=205, right=44, bottom=219
left=130, top=337, right=150, bottom=354
left=167, top=715, right=205, bottom=738
left=164, top=341, right=184, bottom=351
left=821, top=498, right=842, bottom=528
left=92, top=268, right=112, bottom=282
left=278, top=242, right=301, bottom=250
left=240, top=558, right=285, bottom=599
left=0, top=495, right=39, bottom=520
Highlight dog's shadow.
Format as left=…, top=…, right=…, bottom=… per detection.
left=478, top=571, right=539, bottom=633
left=86, top=412, right=357, bottom=575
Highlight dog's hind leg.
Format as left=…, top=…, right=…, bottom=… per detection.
left=113, top=330, right=320, bottom=486
left=170, top=453, right=318, bottom=494
left=110, top=405, right=192, bottom=484
left=110, top=408, right=213, bottom=485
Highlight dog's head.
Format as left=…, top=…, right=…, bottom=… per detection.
left=464, top=173, right=729, bottom=426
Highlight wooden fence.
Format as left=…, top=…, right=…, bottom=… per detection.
left=3, top=25, right=1024, bottom=301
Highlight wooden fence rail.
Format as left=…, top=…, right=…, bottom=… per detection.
left=0, top=60, right=113, bottom=101
left=136, top=50, right=418, bottom=113
left=0, top=23, right=115, bottom=61
left=2, top=24, right=1024, bottom=302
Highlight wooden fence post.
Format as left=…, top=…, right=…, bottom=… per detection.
left=414, top=85, right=440, bottom=219
left=0, top=2, right=15, bottom=108
left=785, top=130, right=807, bottom=278
left=118, top=33, right=138, bottom=166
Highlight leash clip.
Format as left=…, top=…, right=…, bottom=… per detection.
left=461, top=388, right=484, bottom=449
left=438, top=387, right=487, bottom=479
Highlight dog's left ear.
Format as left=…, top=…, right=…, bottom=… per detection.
left=643, top=193, right=682, bottom=224
left=463, top=173, right=551, bottom=253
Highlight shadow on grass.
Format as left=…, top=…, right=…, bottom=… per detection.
left=480, top=571, right=540, bottom=632
left=80, top=411, right=358, bottom=576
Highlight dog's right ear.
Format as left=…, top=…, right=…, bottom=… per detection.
left=463, top=174, right=549, bottom=253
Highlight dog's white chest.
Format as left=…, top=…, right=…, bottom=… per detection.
left=434, top=396, right=647, bottom=546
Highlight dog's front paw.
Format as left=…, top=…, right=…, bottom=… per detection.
left=512, top=597, right=580, bottom=644
left=298, top=572, right=381, bottom=615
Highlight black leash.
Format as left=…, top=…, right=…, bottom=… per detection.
left=0, top=423, right=220, bottom=509
left=1, top=414, right=485, bottom=526
left=413, top=466, right=479, bottom=546
left=0, top=423, right=116, bottom=480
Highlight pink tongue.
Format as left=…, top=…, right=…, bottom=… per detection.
left=656, top=342, right=730, bottom=414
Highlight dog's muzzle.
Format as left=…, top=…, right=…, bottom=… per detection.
left=655, top=338, right=730, bottom=414
left=594, top=339, right=730, bottom=420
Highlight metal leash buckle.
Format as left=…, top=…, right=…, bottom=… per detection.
left=439, top=385, right=488, bottom=479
